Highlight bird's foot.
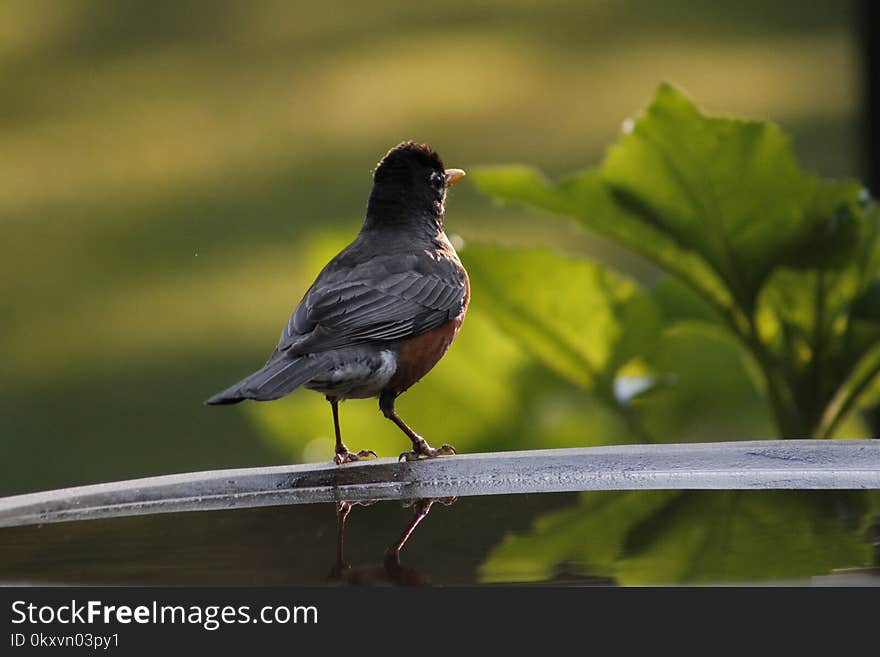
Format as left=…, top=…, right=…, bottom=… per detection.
left=334, top=447, right=378, bottom=465
left=399, top=436, right=456, bottom=462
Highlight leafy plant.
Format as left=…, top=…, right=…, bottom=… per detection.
left=464, top=246, right=659, bottom=402
left=479, top=490, right=872, bottom=584
left=470, top=83, right=880, bottom=438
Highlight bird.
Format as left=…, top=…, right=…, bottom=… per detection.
left=205, top=141, right=469, bottom=464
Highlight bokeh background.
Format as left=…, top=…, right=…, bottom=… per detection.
left=0, top=0, right=867, bottom=495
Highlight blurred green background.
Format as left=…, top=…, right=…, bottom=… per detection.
left=0, top=0, right=864, bottom=495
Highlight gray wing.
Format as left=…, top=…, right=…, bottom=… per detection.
left=277, top=252, right=467, bottom=357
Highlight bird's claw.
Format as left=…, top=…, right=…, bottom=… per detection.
left=398, top=438, right=456, bottom=462
left=334, top=448, right=378, bottom=465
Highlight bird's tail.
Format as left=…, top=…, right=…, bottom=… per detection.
left=204, top=354, right=328, bottom=405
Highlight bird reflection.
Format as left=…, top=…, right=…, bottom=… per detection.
left=329, top=498, right=457, bottom=586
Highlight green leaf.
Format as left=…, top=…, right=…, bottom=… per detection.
left=781, top=181, right=868, bottom=270
left=618, top=490, right=870, bottom=583
left=479, top=490, right=679, bottom=583
left=462, top=244, right=660, bottom=398
left=650, top=275, right=726, bottom=327
left=603, top=84, right=842, bottom=311
left=640, top=322, right=774, bottom=440
left=471, top=166, right=733, bottom=314
left=480, top=490, right=871, bottom=584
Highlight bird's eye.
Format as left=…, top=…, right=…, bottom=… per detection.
left=429, top=171, right=444, bottom=189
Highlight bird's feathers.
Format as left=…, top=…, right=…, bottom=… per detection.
left=279, top=246, right=467, bottom=356
left=204, top=354, right=331, bottom=404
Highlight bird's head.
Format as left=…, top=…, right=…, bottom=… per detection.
left=365, top=141, right=465, bottom=232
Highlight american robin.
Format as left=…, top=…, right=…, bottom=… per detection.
left=206, top=142, right=469, bottom=464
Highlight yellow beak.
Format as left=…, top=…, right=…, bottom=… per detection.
left=444, top=168, right=466, bottom=187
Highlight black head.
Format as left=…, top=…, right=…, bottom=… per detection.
left=364, top=141, right=464, bottom=232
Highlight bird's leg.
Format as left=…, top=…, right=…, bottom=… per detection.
left=379, top=392, right=456, bottom=462
left=383, top=499, right=434, bottom=573
left=383, top=497, right=457, bottom=576
left=328, top=499, right=377, bottom=580
left=328, top=500, right=353, bottom=579
left=329, top=396, right=377, bottom=465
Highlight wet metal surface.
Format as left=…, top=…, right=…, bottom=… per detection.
left=0, top=440, right=878, bottom=529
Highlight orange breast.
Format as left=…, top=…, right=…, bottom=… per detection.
left=387, top=277, right=469, bottom=395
